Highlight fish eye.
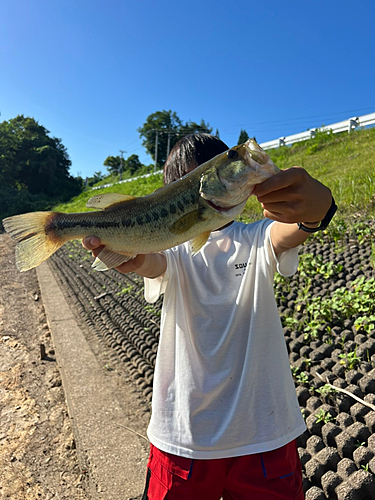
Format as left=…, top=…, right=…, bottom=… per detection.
left=227, top=149, right=238, bottom=159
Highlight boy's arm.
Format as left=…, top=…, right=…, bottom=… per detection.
left=252, top=167, right=333, bottom=255
left=82, top=237, right=167, bottom=278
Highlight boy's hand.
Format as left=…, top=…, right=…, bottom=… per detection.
left=82, top=236, right=146, bottom=274
left=81, top=237, right=166, bottom=277
left=252, top=167, right=332, bottom=224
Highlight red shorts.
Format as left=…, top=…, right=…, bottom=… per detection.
left=142, top=440, right=304, bottom=500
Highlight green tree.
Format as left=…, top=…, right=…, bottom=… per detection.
left=0, top=115, right=81, bottom=219
left=182, top=119, right=212, bottom=137
left=237, top=129, right=250, bottom=145
left=86, top=171, right=105, bottom=187
left=137, top=110, right=183, bottom=167
left=103, top=153, right=144, bottom=177
left=138, top=110, right=213, bottom=167
left=125, top=154, right=143, bottom=175
left=103, top=155, right=121, bottom=175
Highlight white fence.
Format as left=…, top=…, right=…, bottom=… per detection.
left=91, top=169, right=163, bottom=191
left=259, top=112, right=375, bottom=150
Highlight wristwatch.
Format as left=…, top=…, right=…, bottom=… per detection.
left=297, top=197, right=337, bottom=233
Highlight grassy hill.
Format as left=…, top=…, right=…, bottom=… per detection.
left=54, top=127, right=375, bottom=227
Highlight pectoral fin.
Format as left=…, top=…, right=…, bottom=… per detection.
left=86, top=193, right=137, bottom=210
left=169, top=210, right=201, bottom=234
left=92, top=248, right=135, bottom=271
left=190, top=231, right=211, bottom=255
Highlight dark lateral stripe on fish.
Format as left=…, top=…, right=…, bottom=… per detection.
left=122, top=219, right=134, bottom=228
left=50, top=219, right=122, bottom=231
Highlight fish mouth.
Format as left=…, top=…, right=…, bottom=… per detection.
left=202, top=197, right=249, bottom=217
left=204, top=199, right=237, bottom=212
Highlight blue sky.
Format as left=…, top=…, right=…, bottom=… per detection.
left=1, top=0, right=374, bottom=179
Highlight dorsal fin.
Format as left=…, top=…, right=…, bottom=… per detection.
left=86, top=193, right=137, bottom=210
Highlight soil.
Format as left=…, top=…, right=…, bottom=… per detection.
left=0, top=233, right=88, bottom=500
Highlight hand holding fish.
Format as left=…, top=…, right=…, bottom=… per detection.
left=82, top=236, right=166, bottom=277
left=82, top=236, right=146, bottom=273
left=252, top=166, right=332, bottom=224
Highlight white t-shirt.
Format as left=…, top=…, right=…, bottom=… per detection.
left=144, top=219, right=306, bottom=459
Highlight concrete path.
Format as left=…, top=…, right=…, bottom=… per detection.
left=37, top=262, right=149, bottom=500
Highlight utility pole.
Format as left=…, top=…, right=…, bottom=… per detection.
left=154, top=131, right=159, bottom=172
left=119, top=150, right=126, bottom=181
left=166, top=132, right=171, bottom=159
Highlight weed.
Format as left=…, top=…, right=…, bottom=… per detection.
left=370, top=242, right=375, bottom=269
left=352, top=220, right=374, bottom=244
left=339, top=334, right=347, bottom=349
left=296, top=372, right=309, bottom=385
left=299, top=277, right=375, bottom=338
left=303, top=319, right=322, bottom=343
left=354, top=315, right=375, bottom=334
left=315, top=408, right=335, bottom=424
left=282, top=316, right=300, bottom=330
left=316, top=384, right=337, bottom=398
left=303, top=357, right=312, bottom=369
left=117, top=285, right=134, bottom=295
left=144, top=305, right=161, bottom=317
left=339, top=348, right=361, bottom=371
left=290, top=366, right=300, bottom=378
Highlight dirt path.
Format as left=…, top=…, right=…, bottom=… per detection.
left=0, top=233, right=87, bottom=500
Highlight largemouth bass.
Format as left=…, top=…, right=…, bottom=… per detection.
left=3, top=139, right=279, bottom=272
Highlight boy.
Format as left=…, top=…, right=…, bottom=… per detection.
left=83, top=134, right=334, bottom=499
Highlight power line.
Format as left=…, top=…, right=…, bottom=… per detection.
left=219, top=107, right=375, bottom=132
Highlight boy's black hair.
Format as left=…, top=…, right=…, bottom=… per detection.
left=163, top=134, right=229, bottom=185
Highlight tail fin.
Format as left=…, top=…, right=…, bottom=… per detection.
left=2, top=212, right=63, bottom=272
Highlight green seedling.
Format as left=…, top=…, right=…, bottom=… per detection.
left=315, top=408, right=334, bottom=424
left=316, top=384, right=337, bottom=398
left=118, top=285, right=134, bottom=295
left=370, top=242, right=375, bottom=270
left=290, top=366, right=300, bottom=378
left=339, top=334, right=347, bottom=349
left=296, top=372, right=309, bottom=385
left=303, top=357, right=312, bottom=368
left=339, top=348, right=361, bottom=371
left=354, top=315, right=375, bottom=334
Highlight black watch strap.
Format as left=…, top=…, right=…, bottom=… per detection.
left=297, top=197, right=337, bottom=233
